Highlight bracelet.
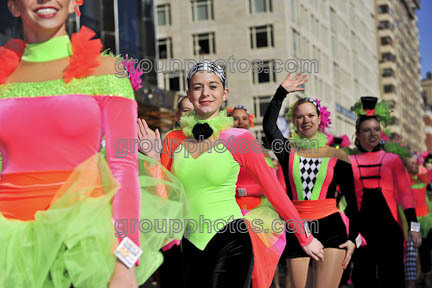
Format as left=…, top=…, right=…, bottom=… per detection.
left=410, top=222, right=420, bottom=232
left=355, top=234, right=362, bottom=248
left=115, top=237, right=143, bottom=268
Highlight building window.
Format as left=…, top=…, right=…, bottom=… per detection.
left=191, top=0, right=214, bottom=21
left=380, top=36, right=392, bottom=46
left=381, top=52, right=396, bottom=62
left=157, top=4, right=171, bottom=26
left=164, top=71, right=185, bottom=92
left=387, top=100, right=396, bottom=109
left=252, top=60, right=276, bottom=84
left=249, top=0, right=272, bottom=13
left=378, top=4, right=392, bottom=15
left=382, top=68, right=394, bottom=78
left=378, top=21, right=394, bottom=31
left=290, top=0, right=296, bottom=22
left=193, top=32, right=216, bottom=55
left=292, top=29, right=299, bottom=57
left=333, top=62, right=339, bottom=83
left=253, top=95, right=272, bottom=120
left=331, top=35, right=337, bottom=57
left=157, top=38, right=172, bottom=59
left=384, top=84, right=396, bottom=93
left=250, top=25, right=274, bottom=49
left=329, top=7, right=336, bottom=32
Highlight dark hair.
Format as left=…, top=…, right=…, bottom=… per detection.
left=177, top=95, right=187, bottom=110
left=355, top=115, right=380, bottom=133
left=232, top=106, right=249, bottom=116
left=291, top=98, right=320, bottom=123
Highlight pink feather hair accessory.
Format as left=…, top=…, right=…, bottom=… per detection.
left=122, top=54, right=143, bottom=92
left=315, top=98, right=331, bottom=133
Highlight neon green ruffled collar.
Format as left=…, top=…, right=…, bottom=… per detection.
left=22, top=35, right=72, bottom=62
left=180, top=110, right=233, bottom=138
left=291, top=131, right=328, bottom=149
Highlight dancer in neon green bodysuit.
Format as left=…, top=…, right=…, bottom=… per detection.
left=140, top=61, right=325, bottom=287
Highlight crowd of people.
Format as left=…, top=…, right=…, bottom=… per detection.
left=1, top=1, right=432, bottom=287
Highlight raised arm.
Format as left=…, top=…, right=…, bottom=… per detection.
left=263, top=74, right=307, bottom=163
left=262, top=85, right=288, bottom=147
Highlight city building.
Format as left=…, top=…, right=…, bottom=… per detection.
left=154, top=0, right=380, bottom=143
left=376, top=0, right=424, bottom=151
left=422, top=72, right=432, bottom=151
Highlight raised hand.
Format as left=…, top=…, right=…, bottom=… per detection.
left=137, top=118, right=161, bottom=161
left=280, top=73, right=308, bottom=93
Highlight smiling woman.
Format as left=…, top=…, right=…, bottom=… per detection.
left=7, top=0, right=75, bottom=44
left=0, top=0, right=187, bottom=287
left=263, top=73, right=360, bottom=288
left=349, top=97, right=421, bottom=287
left=139, top=61, right=325, bottom=288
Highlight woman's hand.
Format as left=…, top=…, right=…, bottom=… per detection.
left=302, top=237, right=324, bottom=261
left=339, top=240, right=356, bottom=269
left=137, top=118, right=161, bottom=161
left=109, top=260, right=137, bottom=288
left=410, top=231, right=422, bottom=248
left=280, top=73, right=308, bottom=93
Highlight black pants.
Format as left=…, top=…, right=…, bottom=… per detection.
left=182, top=219, right=254, bottom=288
left=159, top=244, right=183, bottom=288
left=352, top=188, right=405, bottom=288
left=419, top=230, right=432, bottom=273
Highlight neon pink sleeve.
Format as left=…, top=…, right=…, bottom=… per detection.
left=392, top=155, right=415, bottom=210
left=225, top=129, right=313, bottom=247
left=236, top=167, right=264, bottom=196
left=277, top=166, right=287, bottom=192
left=97, top=96, right=140, bottom=247
left=427, top=169, right=432, bottom=183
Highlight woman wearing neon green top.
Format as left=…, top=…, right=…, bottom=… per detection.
left=141, top=61, right=324, bottom=287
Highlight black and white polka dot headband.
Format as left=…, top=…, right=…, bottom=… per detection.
left=187, top=60, right=226, bottom=89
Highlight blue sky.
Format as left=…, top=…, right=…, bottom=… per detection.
left=419, top=0, right=432, bottom=79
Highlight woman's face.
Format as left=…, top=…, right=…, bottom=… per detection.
left=232, top=109, right=250, bottom=130
left=176, top=97, right=194, bottom=122
left=405, top=156, right=419, bottom=175
left=356, top=118, right=381, bottom=152
left=187, top=71, right=228, bottom=119
left=293, top=102, right=320, bottom=138
left=8, top=0, right=74, bottom=33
